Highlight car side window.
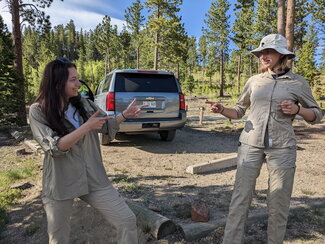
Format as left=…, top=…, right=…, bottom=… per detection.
left=102, top=74, right=112, bottom=93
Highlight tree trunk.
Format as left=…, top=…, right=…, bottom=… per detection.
left=202, top=65, right=205, bottom=81
left=105, top=51, right=108, bottom=76
left=136, top=45, right=140, bottom=69
left=237, top=53, right=242, bottom=93
left=219, top=50, right=224, bottom=97
left=277, top=0, right=286, bottom=36
left=154, top=32, right=159, bottom=70
left=286, top=0, right=295, bottom=68
left=250, top=55, right=253, bottom=77
left=11, top=0, right=27, bottom=125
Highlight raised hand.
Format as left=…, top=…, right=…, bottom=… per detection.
left=205, top=101, right=224, bottom=113
left=122, top=99, right=148, bottom=118
left=85, top=110, right=111, bottom=131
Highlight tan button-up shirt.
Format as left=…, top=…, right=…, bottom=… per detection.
left=234, top=70, right=323, bottom=148
left=29, top=98, right=119, bottom=200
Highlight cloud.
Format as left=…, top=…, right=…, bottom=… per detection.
left=46, top=6, right=126, bottom=32
left=0, top=0, right=126, bottom=32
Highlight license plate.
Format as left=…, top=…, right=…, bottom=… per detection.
left=143, top=101, right=156, bottom=108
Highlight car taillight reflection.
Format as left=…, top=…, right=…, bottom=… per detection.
left=179, top=93, right=185, bottom=110
left=106, top=92, right=115, bottom=111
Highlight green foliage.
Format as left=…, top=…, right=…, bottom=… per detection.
left=254, top=0, right=277, bottom=40
left=145, top=0, right=187, bottom=72
left=0, top=16, right=21, bottom=125
left=295, top=25, right=320, bottom=87
left=25, top=225, right=40, bottom=236
left=203, top=0, right=230, bottom=97
left=183, top=75, right=195, bottom=93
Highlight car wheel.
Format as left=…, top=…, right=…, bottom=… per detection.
left=159, top=130, right=176, bottom=141
left=99, top=133, right=110, bottom=145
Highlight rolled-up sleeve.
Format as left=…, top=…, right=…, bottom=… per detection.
left=234, top=79, right=252, bottom=118
left=29, top=104, right=69, bottom=157
left=298, top=80, right=324, bottom=124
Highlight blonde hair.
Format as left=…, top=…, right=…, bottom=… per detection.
left=259, top=54, right=290, bottom=73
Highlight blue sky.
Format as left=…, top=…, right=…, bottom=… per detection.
left=0, top=0, right=234, bottom=39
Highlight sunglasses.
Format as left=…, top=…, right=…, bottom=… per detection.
left=55, top=57, right=71, bottom=64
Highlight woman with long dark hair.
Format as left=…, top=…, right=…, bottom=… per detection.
left=29, top=58, right=145, bottom=243
left=206, top=34, right=323, bottom=244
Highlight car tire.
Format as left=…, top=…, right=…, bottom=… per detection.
left=159, top=129, right=176, bottom=141
left=99, top=133, right=110, bottom=145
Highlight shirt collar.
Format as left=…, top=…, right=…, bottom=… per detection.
left=261, top=69, right=294, bottom=80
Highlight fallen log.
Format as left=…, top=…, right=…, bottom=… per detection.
left=24, top=139, right=44, bottom=156
left=180, top=201, right=325, bottom=241
left=125, top=199, right=176, bottom=239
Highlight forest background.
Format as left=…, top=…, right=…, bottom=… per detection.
left=0, top=0, right=324, bottom=126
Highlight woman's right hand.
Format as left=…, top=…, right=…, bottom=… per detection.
left=85, top=110, right=111, bottom=131
left=205, top=101, right=224, bottom=113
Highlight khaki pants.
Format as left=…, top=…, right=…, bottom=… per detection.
left=223, top=143, right=296, bottom=244
left=43, top=184, right=138, bottom=244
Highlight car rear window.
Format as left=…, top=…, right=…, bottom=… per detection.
left=114, top=73, right=179, bottom=92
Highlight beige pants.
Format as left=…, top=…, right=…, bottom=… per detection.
left=43, top=184, right=138, bottom=244
left=223, top=143, right=296, bottom=244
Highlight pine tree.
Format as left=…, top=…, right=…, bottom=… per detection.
left=94, top=16, right=120, bottom=74
left=1, top=0, right=60, bottom=125
left=125, top=0, right=145, bottom=69
left=204, top=0, right=230, bottom=97
left=66, top=20, right=77, bottom=60
left=145, top=0, right=184, bottom=70
left=119, top=26, right=132, bottom=69
left=231, top=0, right=255, bottom=93
left=254, top=0, right=277, bottom=40
left=0, top=16, right=20, bottom=125
left=295, top=25, right=319, bottom=87
left=198, top=35, right=208, bottom=79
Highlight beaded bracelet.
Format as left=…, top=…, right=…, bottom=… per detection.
left=220, top=106, right=225, bottom=114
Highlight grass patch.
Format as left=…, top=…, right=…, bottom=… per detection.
left=301, top=189, right=315, bottom=196
left=112, top=175, right=130, bottom=183
left=142, top=224, right=151, bottom=233
left=173, top=202, right=191, bottom=219
left=120, top=182, right=141, bottom=193
left=25, top=225, right=40, bottom=236
left=0, top=150, right=41, bottom=235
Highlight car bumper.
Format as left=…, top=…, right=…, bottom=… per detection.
left=118, top=113, right=186, bottom=133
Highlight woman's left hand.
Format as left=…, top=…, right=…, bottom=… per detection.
left=122, top=99, right=148, bottom=118
left=277, top=100, right=299, bottom=115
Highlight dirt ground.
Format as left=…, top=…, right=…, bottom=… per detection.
left=1, top=97, right=325, bottom=244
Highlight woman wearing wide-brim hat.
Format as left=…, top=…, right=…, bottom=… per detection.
left=206, top=34, right=323, bottom=244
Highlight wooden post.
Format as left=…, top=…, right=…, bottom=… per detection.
left=199, top=107, right=205, bottom=125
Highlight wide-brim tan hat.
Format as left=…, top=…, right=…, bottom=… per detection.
left=251, top=34, right=295, bottom=59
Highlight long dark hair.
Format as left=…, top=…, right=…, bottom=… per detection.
left=35, top=59, right=88, bottom=136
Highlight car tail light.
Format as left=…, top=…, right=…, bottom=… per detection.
left=106, top=92, right=115, bottom=111
left=179, top=93, right=185, bottom=110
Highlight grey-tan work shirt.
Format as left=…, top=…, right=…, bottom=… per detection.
left=29, top=98, right=119, bottom=200
left=234, top=70, right=323, bottom=148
